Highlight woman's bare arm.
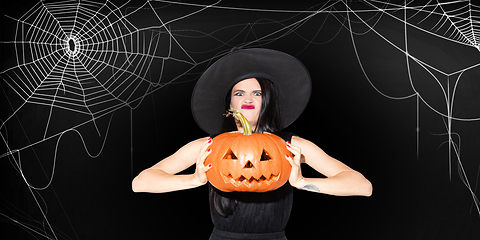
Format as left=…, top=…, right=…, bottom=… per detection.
left=287, top=136, right=372, bottom=196
left=132, top=137, right=212, bottom=193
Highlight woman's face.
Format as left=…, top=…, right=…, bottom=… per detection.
left=230, top=78, right=262, bottom=129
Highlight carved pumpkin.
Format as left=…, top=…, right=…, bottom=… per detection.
left=205, top=110, right=292, bottom=192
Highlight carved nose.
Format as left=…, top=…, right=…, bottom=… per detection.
left=244, top=160, right=254, bottom=168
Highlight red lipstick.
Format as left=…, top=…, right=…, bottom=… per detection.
left=241, top=105, right=255, bottom=110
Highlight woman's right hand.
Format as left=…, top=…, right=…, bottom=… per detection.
left=193, top=137, right=213, bottom=185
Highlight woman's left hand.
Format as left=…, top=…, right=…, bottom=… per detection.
left=285, top=142, right=304, bottom=188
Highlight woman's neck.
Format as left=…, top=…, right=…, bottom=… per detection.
left=236, top=124, right=257, bottom=134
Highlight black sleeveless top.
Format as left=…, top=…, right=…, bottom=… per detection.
left=208, top=132, right=294, bottom=240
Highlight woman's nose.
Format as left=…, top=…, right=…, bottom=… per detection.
left=243, top=95, right=253, bottom=103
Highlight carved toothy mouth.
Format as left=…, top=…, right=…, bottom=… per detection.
left=221, top=173, right=280, bottom=187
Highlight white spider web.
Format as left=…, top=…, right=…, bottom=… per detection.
left=1, top=0, right=195, bottom=139
left=362, top=0, right=480, bottom=49
left=0, top=0, right=199, bottom=238
left=338, top=0, right=480, bottom=213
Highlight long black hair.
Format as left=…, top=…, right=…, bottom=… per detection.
left=211, top=77, right=283, bottom=217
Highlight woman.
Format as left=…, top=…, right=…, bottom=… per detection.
left=132, top=48, right=372, bottom=239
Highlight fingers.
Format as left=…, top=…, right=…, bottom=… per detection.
left=193, top=138, right=215, bottom=185
left=197, top=137, right=214, bottom=168
left=285, top=154, right=295, bottom=167
left=197, top=147, right=212, bottom=165
left=197, top=138, right=213, bottom=160
left=286, top=142, right=301, bottom=164
left=196, top=161, right=213, bottom=176
left=286, top=141, right=301, bottom=156
left=200, top=137, right=213, bottom=153
left=194, top=162, right=213, bottom=185
left=201, top=163, right=213, bottom=173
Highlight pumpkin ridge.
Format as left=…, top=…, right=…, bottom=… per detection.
left=267, top=135, right=290, bottom=189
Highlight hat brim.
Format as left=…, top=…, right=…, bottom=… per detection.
left=191, top=48, right=311, bottom=135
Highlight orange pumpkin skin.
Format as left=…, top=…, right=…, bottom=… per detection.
left=205, top=131, right=292, bottom=192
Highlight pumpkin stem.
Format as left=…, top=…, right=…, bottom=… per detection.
left=228, top=109, right=253, bottom=135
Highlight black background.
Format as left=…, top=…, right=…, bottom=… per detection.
left=1, top=1, right=480, bottom=239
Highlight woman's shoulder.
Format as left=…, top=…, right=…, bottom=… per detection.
left=180, top=136, right=210, bottom=151
left=153, top=136, right=210, bottom=173
left=192, top=136, right=211, bottom=143
left=290, top=135, right=318, bottom=149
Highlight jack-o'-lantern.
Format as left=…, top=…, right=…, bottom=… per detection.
left=205, top=110, right=292, bottom=192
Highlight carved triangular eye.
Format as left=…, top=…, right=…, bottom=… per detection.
left=223, top=148, right=238, bottom=160
left=260, top=149, right=271, bottom=161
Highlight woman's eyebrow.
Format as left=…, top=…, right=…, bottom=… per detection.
left=233, top=89, right=261, bottom=93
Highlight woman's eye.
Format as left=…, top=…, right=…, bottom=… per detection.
left=234, top=92, right=243, bottom=96
left=254, top=92, right=262, bottom=96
